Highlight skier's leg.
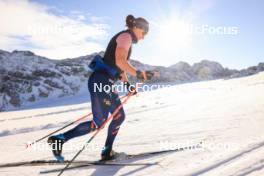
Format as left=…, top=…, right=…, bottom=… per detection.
left=62, top=121, right=97, bottom=141
left=61, top=86, right=111, bottom=141
left=102, top=92, right=125, bottom=159
left=56, top=72, right=112, bottom=141
left=48, top=73, right=110, bottom=160
left=47, top=120, right=96, bottom=161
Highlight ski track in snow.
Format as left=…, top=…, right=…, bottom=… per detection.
left=0, top=72, right=264, bottom=176
left=0, top=102, right=179, bottom=137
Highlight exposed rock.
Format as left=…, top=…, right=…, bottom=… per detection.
left=38, top=88, right=49, bottom=98
left=44, top=79, right=63, bottom=89
left=32, top=69, right=57, bottom=78
left=9, top=92, right=21, bottom=107
left=28, top=95, right=36, bottom=102
left=192, top=60, right=225, bottom=80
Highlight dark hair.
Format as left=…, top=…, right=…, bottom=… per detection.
left=125, top=15, right=149, bottom=34
left=126, top=14, right=135, bottom=28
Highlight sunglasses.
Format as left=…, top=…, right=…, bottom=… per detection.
left=135, top=23, right=148, bottom=35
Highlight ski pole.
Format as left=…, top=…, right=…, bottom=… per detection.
left=26, top=94, right=128, bottom=148
left=57, top=93, right=133, bottom=176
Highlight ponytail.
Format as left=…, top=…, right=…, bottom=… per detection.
left=126, top=15, right=135, bottom=29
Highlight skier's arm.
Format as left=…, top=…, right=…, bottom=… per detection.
left=115, top=47, right=138, bottom=77
left=115, top=33, right=147, bottom=80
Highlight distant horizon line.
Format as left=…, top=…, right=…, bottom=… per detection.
left=0, top=48, right=262, bottom=71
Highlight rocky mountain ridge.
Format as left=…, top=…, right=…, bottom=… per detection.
left=0, top=49, right=263, bottom=111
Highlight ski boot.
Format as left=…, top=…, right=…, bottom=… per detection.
left=47, top=134, right=66, bottom=162
left=100, top=146, right=118, bottom=161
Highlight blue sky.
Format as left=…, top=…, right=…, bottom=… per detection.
left=0, top=0, right=263, bottom=69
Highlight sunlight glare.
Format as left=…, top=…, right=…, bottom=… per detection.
left=156, top=16, right=193, bottom=49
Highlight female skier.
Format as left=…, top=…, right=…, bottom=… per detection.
left=48, top=14, right=155, bottom=161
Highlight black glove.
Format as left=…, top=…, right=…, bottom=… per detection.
left=124, top=82, right=137, bottom=95
left=145, top=71, right=155, bottom=80
left=136, top=70, right=145, bottom=81
left=136, top=70, right=155, bottom=81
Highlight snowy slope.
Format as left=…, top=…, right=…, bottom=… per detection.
left=0, top=72, right=264, bottom=176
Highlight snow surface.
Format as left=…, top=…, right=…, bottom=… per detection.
left=0, top=72, right=264, bottom=176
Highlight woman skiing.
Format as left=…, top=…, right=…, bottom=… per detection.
left=48, top=14, right=155, bottom=161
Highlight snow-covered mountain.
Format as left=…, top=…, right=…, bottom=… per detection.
left=0, top=49, right=263, bottom=111
left=0, top=50, right=102, bottom=111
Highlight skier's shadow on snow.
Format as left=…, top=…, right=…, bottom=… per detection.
left=90, top=160, right=153, bottom=176
left=190, top=140, right=264, bottom=176
left=75, top=151, right=173, bottom=176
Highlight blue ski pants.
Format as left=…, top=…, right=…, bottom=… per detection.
left=62, top=71, right=125, bottom=150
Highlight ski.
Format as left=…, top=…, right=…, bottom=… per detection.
left=40, top=142, right=202, bottom=174
left=0, top=160, right=92, bottom=168
left=0, top=142, right=202, bottom=173
left=0, top=159, right=157, bottom=168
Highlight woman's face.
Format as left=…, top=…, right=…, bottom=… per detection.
left=133, top=27, right=146, bottom=41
